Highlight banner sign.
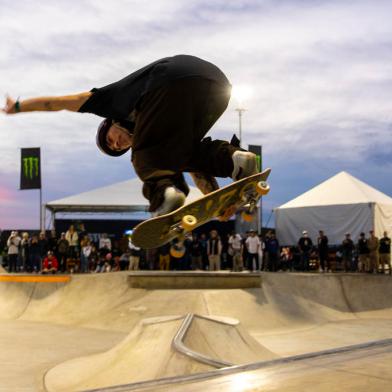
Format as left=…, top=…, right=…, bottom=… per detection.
left=248, top=145, right=262, bottom=171
left=20, top=148, right=41, bottom=190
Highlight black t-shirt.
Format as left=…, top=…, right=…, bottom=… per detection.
left=78, top=55, right=230, bottom=121
left=380, top=237, right=391, bottom=254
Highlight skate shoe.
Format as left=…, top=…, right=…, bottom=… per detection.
left=151, top=186, right=186, bottom=217
left=231, top=151, right=258, bottom=181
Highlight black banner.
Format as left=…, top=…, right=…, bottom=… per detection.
left=248, top=145, right=262, bottom=171
left=20, top=148, right=41, bottom=190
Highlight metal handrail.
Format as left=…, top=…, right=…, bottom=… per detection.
left=171, top=313, right=234, bottom=368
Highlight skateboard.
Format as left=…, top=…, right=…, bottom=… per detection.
left=131, top=168, right=271, bottom=249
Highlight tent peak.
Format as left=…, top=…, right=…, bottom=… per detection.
left=278, top=171, right=392, bottom=209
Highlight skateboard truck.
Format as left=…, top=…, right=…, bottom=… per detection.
left=167, top=215, right=198, bottom=238
left=241, top=181, right=270, bottom=222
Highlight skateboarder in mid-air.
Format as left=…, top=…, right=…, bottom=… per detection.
left=2, top=55, right=258, bottom=216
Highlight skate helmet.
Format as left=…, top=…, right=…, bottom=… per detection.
left=96, top=118, right=131, bottom=157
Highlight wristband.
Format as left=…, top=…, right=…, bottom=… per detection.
left=15, top=99, right=21, bottom=113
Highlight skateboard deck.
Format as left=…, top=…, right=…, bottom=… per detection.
left=132, top=168, right=271, bottom=249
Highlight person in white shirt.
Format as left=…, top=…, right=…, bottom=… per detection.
left=245, top=230, right=261, bottom=271
left=228, top=231, right=243, bottom=271
left=65, top=225, right=79, bottom=259
left=99, top=233, right=112, bottom=251
left=7, top=231, right=21, bottom=272
left=129, top=237, right=141, bottom=270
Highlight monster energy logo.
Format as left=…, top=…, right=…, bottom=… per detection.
left=23, top=157, right=39, bottom=180
left=255, top=155, right=261, bottom=171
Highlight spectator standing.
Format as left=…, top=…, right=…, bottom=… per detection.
left=29, top=235, right=41, bottom=272
left=341, top=233, right=355, bottom=272
left=207, top=230, right=222, bottom=271
left=99, top=233, right=112, bottom=251
left=367, top=230, right=379, bottom=273
left=379, top=231, right=391, bottom=274
left=262, top=231, right=272, bottom=270
left=298, top=231, right=313, bottom=271
left=7, top=231, right=21, bottom=272
left=265, top=233, right=280, bottom=272
left=158, top=243, right=171, bottom=271
left=78, top=224, right=88, bottom=245
left=80, top=237, right=92, bottom=273
left=129, top=237, right=142, bottom=270
left=57, top=233, right=69, bottom=272
left=199, top=233, right=209, bottom=270
left=41, top=251, right=59, bottom=274
left=20, top=232, right=30, bottom=272
left=228, top=231, right=243, bottom=272
left=357, top=232, right=369, bottom=272
left=65, top=225, right=79, bottom=259
left=245, top=230, right=261, bottom=272
left=190, top=234, right=203, bottom=270
left=38, top=232, right=49, bottom=268
left=47, top=230, right=58, bottom=254
left=317, top=230, right=329, bottom=273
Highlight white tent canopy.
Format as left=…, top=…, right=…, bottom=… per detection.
left=275, top=171, right=392, bottom=245
left=46, top=177, right=203, bottom=214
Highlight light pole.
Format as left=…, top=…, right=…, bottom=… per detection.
left=235, top=107, right=246, bottom=146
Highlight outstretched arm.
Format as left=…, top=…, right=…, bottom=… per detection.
left=190, top=172, right=219, bottom=195
left=2, top=92, right=92, bottom=114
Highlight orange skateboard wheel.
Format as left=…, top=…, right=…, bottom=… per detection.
left=182, top=215, right=197, bottom=231
left=256, top=181, right=270, bottom=196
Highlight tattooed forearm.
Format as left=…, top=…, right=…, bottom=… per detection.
left=190, top=172, right=219, bottom=195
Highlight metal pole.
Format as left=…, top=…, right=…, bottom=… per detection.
left=235, top=108, right=245, bottom=146
left=39, top=188, right=43, bottom=232
left=260, top=145, right=263, bottom=231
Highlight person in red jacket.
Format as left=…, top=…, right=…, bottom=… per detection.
left=41, top=251, right=59, bottom=274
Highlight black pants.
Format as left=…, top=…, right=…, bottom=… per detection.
left=132, top=77, right=239, bottom=211
left=8, top=254, right=18, bottom=272
left=247, top=253, right=259, bottom=271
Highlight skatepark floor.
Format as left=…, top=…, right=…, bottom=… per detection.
left=1, top=271, right=392, bottom=391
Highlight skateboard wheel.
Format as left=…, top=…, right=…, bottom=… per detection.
left=241, top=211, right=255, bottom=222
left=256, top=181, right=270, bottom=196
left=182, top=215, right=197, bottom=231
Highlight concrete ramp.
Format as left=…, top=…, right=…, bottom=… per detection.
left=1, top=272, right=392, bottom=391
left=44, top=314, right=277, bottom=391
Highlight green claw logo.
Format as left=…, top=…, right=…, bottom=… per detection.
left=23, top=157, right=39, bottom=180
left=255, top=155, right=261, bottom=171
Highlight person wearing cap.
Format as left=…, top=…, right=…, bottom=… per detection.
left=357, top=232, right=369, bottom=272
left=245, top=230, right=261, bottom=272
left=2, top=55, right=258, bottom=216
left=298, top=230, right=313, bottom=271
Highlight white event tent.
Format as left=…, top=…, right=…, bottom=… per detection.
left=45, top=177, right=203, bottom=224
left=275, top=171, right=392, bottom=245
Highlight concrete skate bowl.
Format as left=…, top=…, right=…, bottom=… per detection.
left=1, top=272, right=392, bottom=391
left=44, top=314, right=278, bottom=391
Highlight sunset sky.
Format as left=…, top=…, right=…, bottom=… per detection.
left=1, top=0, right=392, bottom=229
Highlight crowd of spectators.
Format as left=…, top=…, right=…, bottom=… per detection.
left=0, top=225, right=391, bottom=274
